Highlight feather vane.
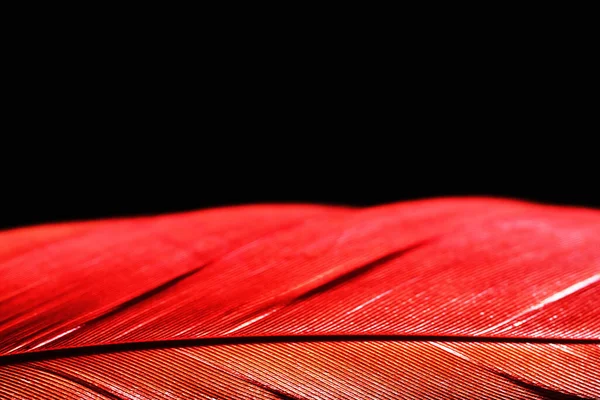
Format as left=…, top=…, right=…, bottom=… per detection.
left=1, top=198, right=599, bottom=398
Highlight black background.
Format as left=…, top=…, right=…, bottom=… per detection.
left=3, top=38, right=597, bottom=230
left=1, top=147, right=598, bottom=231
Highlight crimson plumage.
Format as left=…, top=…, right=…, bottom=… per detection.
left=0, top=198, right=598, bottom=398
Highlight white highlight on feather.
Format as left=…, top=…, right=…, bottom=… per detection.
left=480, top=273, right=600, bottom=334
left=550, top=343, right=580, bottom=357
left=29, top=326, right=81, bottom=350
left=224, top=309, right=279, bottom=334
left=114, top=312, right=169, bottom=340
left=531, top=274, right=599, bottom=311
left=431, top=343, right=472, bottom=362
left=346, top=290, right=393, bottom=315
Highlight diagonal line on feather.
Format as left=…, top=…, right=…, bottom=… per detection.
left=222, top=240, right=432, bottom=334
left=33, top=210, right=353, bottom=348
left=432, top=343, right=599, bottom=399
left=480, top=274, right=600, bottom=335
left=173, top=348, right=298, bottom=400
left=0, top=206, right=349, bottom=355
left=26, top=264, right=208, bottom=351
left=28, top=364, right=123, bottom=400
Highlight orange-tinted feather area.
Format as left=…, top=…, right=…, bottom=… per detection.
left=2, top=342, right=599, bottom=399
left=0, top=198, right=598, bottom=398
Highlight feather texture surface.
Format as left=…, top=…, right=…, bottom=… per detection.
left=0, top=198, right=598, bottom=399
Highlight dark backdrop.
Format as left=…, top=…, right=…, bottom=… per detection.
left=4, top=27, right=596, bottom=231
left=2, top=153, right=597, bottom=231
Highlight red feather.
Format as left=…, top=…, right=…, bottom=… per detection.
left=0, top=198, right=598, bottom=398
